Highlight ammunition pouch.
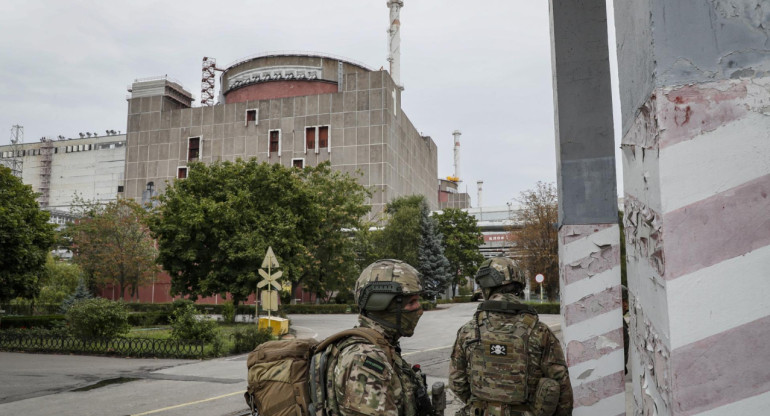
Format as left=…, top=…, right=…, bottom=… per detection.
left=531, top=378, right=559, bottom=416
left=468, top=377, right=559, bottom=416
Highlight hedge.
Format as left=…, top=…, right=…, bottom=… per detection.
left=127, top=312, right=172, bottom=327
left=0, top=315, right=66, bottom=329
left=0, top=304, right=62, bottom=315
left=525, top=302, right=561, bottom=314
left=108, top=301, right=440, bottom=317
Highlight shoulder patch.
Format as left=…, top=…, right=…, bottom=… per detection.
left=363, top=356, right=386, bottom=374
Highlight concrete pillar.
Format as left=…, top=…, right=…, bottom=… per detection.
left=614, top=1, right=770, bottom=414
left=549, top=0, right=626, bottom=415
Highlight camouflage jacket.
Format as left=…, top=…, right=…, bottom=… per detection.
left=449, top=294, right=573, bottom=416
left=324, top=316, right=422, bottom=416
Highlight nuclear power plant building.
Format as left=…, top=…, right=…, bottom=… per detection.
left=124, top=53, right=438, bottom=218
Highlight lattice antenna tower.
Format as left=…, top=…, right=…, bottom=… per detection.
left=1, top=125, right=24, bottom=178
left=201, top=57, right=219, bottom=106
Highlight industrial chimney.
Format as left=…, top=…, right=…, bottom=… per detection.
left=477, top=180, right=484, bottom=207
left=387, top=0, right=404, bottom=89
left=452, top=130, right=461, bottom=180
left=477, top=180, right=484, bottom=220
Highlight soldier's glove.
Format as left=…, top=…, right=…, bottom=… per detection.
left=414, top=383, right=435, bottom=416
left=411, top=365, right=435, bottom=416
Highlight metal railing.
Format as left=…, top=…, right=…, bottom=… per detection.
left=223, top=50, right=375, bottom=72
left=0, top=333, right=204, bottom=359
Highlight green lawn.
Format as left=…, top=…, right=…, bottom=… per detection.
left=126, top=322, right=272, bottom=357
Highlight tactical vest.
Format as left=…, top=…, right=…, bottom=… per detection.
left=467, top=300, right=539, bottom=405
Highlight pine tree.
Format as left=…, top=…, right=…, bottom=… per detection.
left=60, top=279, right=93, bottom=313
left=417, top=203, right=451, bottom=297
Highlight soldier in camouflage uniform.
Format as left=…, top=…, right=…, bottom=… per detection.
left=449, top=257, right=573, bottom=416
left=319, top=259, right=433, bottom=416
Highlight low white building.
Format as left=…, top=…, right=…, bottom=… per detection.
left=0, top=134, right=126, bottom=223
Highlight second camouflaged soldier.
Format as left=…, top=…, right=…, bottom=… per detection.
left=316, top=259, right=434, bottom=416
left=449, top=257, right=573, bottom=416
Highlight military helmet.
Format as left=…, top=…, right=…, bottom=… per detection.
left=474, top=256, right=526, bottom=290
left=355, top=259, right=423, bottom=312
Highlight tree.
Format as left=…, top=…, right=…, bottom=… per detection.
left=417, top=203, right=451, bottom=296
left=0, top=166, right=57, bottom=302
left=149, top=160, right=371, bottom=308
left=434, top=208, right=485, bottom=296
left=65, top=198, right=158, bottom=300
left=60, top=278, right=93, bottom=313
left=512, top=182, right=559, bottom=300
left=377, top=195, right=425, bottom=267
left=296, top=163, right=371, bottom=301
left=37, top=255, right=83, bottom=305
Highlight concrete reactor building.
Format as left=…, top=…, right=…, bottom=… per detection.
left=124, top=52, right=438, bottom=219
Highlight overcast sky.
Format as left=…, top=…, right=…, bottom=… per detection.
left=0, top=0, right=622, bottom=208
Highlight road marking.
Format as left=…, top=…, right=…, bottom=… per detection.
left=291, top=325, right=318, bottom=339
left=130, top=390, right=245, bottom=415
left=402, top=344, right=452, bottom=356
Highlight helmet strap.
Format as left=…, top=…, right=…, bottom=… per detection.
left=395, top=296, right=403, bottom=336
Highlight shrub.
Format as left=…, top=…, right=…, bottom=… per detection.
left=169, top=303, right=217, bottom=342
left=278, top=304, right=352, bottom=314
left=230, top=326, right=273, bottom=354
left=222, top=301, right=235, bottom=323
left=526, top=302, right=561, bottom=315
left=66, top=298, right=130, bottom=338
left=171, top=298, right=194, bottom=312
left=419, top=301, right=436, bottom=311
left=126, top=311, right=170, bottom=327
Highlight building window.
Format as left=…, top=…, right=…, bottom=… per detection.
left=319, top=126, right=329, bottom=149
left=118, top=185, right=124, bottom=193
left=292, top=158, right=305, bottom=169
left=305, top=127, right=315, bottom=152
left=188, top=137, right=200, bottom=161
left=177, top=167, right=188, bottom=179
left=269, top=130, right=281, bottom=155
left=246, top=109, right=258, bottom=126
left=304, top=126, right=330, bottom=154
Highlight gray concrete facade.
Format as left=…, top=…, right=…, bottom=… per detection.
left=124, top=68, right=438, bottom=220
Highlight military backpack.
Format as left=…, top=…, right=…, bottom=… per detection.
left=244, top=327, right=395, bottom=416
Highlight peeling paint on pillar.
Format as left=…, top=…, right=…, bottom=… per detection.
left=559, top=224, right=625, bottom=414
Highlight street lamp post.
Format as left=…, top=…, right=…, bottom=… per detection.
left=535, top=274, right=545, bottom=303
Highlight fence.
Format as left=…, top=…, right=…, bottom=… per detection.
left=0, top=332, right=203, bottom=359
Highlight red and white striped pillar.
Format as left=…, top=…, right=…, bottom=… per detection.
left=549, top=0, right=626, bottom=414
left=622, top=78, right=770, bottom=415
left=614, top=0, right=770, bottom=413
left=560, top=224, right=626, bottom=414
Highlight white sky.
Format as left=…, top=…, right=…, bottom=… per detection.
left=0, top=0, right=622, bottom=208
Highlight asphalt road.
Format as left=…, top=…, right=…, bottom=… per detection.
left=0, top=303, right=563, bottom=416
